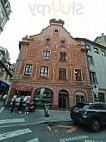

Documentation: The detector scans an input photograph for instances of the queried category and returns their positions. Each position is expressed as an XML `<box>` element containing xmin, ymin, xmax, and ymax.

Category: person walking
<box><xmin>18</xmin><ymin>96</ymin><xmax>24</xmax><ymax>113</ymax></box>
<box><xmin>25</xmin><ymin>94</ymin><xmax>31</xmax><ymax>114</ymax></box>
<box><xmin>11</xmin><ymin>95</ymin><xmax>17</xmax><ymax>113</ymax></box>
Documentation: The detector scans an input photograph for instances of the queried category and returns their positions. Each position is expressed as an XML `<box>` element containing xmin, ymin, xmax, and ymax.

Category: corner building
<box><xmin>10</xmin><ymin>19</ymin><xmax>93</xmax><ymax>110</ymax></box>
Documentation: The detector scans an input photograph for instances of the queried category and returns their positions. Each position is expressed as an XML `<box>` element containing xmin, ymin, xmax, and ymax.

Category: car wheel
<box><xmin>91</xmin><ymin>119</ymin><xmax>100</xmax><ymax>132</ymax></box>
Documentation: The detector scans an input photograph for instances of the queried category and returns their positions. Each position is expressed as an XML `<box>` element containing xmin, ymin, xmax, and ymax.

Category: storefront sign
<box><xmin>1</xmin><ymin>83</ymin><xmax>7</xmax><ymax>87</ymax></box>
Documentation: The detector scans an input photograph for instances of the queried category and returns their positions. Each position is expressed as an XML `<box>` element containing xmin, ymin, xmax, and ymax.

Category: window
<box><xmin>98</xmin><ymin>93</ymin><xmax>105</xmax><ymax>102</ymax></box>
<box><xmin>87</xmin><ymin>56</ymin><xmax>94</xmax><ymax>65</ymax></box>
<box><xmin>86</xmin><ymin>45</ymin><xmax>90</xmax><ymax>50</ymax></box>
<box><xmin>60</xmin><ymin>52</ymin><xmax>66</xmax><ymax>61</ymax></box>
<box><xmin>89</xmin><ymin>72</ymin><xmax>97</xmax><ymax>83</ymax></box>
<box><xmin>55</xmin><ymin>29</ymin><xmax>58</xmax><ymax>32</ymax></box>
<box><xmin>45</xmin><ymin>39</ymin><xmax>50</xmax><ymax>45</ymax></box>
<box><xmin>101</xmin><ymin>50</ymin><xmax>105</xmax><ymax>56</ymax></box>
<box><xmin>75</xmin><ymin>95</ymin><xmax>85</xmax><ymax>104</ymax></box>
<box><xmin>59</xmin><ymin>68</ymin><xmax>66</xmax><ymax>80</ymax></box>
<box><xmin>75</xmin><ymin>69</ymin><xmax>82</xmax><ymax>81</ymax></box>
<box><xmin>43</xmin><ymin>50</ymin><xmax>50</xmax><ymax>59</ymax></box>
<box><xmin>93</xmin><ymin>104</ymin><xmax>103</xmax><ymax>109</ymax></box>
<box><xmin>60</xmin><ymin>40</ymin><xmax>65</xmax><ymax>47</ymax></box>
<box><xmin>24</xmin><ymin>64</ymin><xmax>32</xmax><ymax>76</ymax></box>
<box><xmin>0</xmin><ymin>12</ymin><xmax>4</xmax><ymax>22</ymax></box>
<box><xmin>40</xmin><ymin>66</ymin><xmax>48</xmax><ymax>77</ymax></box>
<box><xmin>94</xmin><ymin>48</ymin><xmax>99</xmax><ymax>54</ymax></box>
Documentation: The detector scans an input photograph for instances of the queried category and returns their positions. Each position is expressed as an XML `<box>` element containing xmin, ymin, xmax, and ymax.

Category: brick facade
<box><xmin>9</xmin><ymin>19</ymin><xmax>93</xmax><ymax>110</ymax></box>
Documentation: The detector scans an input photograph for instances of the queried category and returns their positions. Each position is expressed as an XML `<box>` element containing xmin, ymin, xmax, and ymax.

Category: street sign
<box><xmin>93</xmin><ymin>83</ymin><xmax>98</xmax><ymax>97</ymax></box>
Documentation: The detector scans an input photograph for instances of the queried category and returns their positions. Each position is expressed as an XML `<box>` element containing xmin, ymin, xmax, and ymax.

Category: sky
<box><xmin>0</xmin><ymin>0</ymin><xmax>106</xmax><ymax>63</ymax></box>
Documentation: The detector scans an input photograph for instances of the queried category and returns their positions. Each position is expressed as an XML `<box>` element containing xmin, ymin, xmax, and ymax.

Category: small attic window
<box><xmin>55</xmin><ymin>29</ymin><xmax>58</xmax><ymax>32</ymax></box>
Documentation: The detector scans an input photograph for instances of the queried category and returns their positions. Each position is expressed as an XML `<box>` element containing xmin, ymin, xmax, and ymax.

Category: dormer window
<box><xmin>45</xmin><ymin>39</ymin><xmax>50</xmax><ymax>45</ymax></box>
<box><xmin>55</xmin><ymin>29</ymin><xmax>58</xmax><ymax>32</ymax></box>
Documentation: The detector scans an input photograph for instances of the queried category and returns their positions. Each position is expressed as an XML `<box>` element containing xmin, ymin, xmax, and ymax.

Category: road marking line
<box><xmin>47</xmin><ymin>126</ymin><xmax>52</xmax><ymax>131</ymax></box>
<box><xmin>56</xmin><ymin>125</ymin><xmax>78</xmax><ymax>133</ymax></box>
<box><xmin>26</xmin><ymin>138</ymin><xmax>39</xmax><ymax>142</ymax></box>
<box><xmin>0</xmin><ymin>118</ymin><xmax>25</xmax><ymax>124</ymax></box>
<box><xmin>0</xmin><ymin>128</ymin><xmax>32</xmax><ymax>141</ymax></box>
<box><xmin>0</xmin><ymin>107</ymin><xmax>4</xmax><ymax>113</ymax></box>
<box><xmin>59</xmin><ymin>135</ymin><xmax>89</xmax><ymax>142</ymax></box>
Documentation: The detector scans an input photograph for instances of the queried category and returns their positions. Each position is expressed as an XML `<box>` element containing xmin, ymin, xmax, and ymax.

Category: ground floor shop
<box><xmin>0</xmin><ymin>81</ymin><xmax>9</xmax><ymax>100</ymax></box>
<box><xmin>9</xmin><ymin>82</ymin><xmax>93</xmax><ymax>110</ymax></box>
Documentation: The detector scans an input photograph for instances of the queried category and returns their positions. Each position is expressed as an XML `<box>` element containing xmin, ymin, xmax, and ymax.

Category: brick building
<box><xmin>9</xmin><ymin>19</ymin><xmax>93</xmax><ymax>110</ymax></box>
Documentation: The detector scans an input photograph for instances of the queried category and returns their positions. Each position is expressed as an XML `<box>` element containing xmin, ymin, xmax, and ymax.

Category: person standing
<box><xmin>18</xmin><ymin>96</ymin><xmax>24</xmax><ymax>113</ymax></box>
<box><xmin>25</xmin><ymin>94</ymin><xmax>31</xmax><ymax>114</ymax></box>
<box><xmin>11</xmin><ymin>95</ymin><xmax>17</xmax><ymax>113</ymax></box>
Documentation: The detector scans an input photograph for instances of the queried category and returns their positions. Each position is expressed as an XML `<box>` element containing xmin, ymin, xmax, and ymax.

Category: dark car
<box><xmin>70</xmin><ymin>102</ymin><xmax>106</xmax><ymax>132</ymax></box>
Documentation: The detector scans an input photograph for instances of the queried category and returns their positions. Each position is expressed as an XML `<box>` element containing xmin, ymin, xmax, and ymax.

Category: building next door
<box><xmin>59</xmin><ymin>90</ymin><xmax>68</xmax><ymax>110</ymax></box>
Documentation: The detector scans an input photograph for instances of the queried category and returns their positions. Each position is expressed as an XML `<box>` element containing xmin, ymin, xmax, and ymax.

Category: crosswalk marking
<box><xmin>26</xmin><ymin>138</ymin><xmax>39</xmax><ymax>142</ymax></box>
<box><xmin>0</xmin><ymin>106</ymin><xmax>4</xmax><ymax>113</ymax></box>
<box><xmin>0</xmin><ymin>118</ymin><xmax>25</xmax><ymax>124</ymax></box>
<box><xmin>0</xmin><ymin>128</ymin><xmax>32</xmax><ymax>141</ymax></box>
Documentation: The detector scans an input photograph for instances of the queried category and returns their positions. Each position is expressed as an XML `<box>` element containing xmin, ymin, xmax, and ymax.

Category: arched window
<box><xmin>75</xmin><ymin>91</ymin><xmax>86</xmax><ymax>104</ymax></box>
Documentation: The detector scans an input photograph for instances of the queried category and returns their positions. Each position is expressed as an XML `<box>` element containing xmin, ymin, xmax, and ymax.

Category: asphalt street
<box><xmin>0</xmin><ymin>105</ymin><xmax>106</xmax><ymax>142</ymax></box>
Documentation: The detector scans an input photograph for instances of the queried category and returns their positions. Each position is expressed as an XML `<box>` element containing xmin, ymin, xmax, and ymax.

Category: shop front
<box><xmin>0</xmin><ymin>81</ymin><xmax>9</xmax><ymax>99</ymax></box>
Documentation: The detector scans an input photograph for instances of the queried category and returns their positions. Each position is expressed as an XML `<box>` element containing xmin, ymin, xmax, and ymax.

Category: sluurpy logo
<box><xmin>28</xmin><ymin>0</ymin><xmax>84</xmax><ymax>18</ymax></box>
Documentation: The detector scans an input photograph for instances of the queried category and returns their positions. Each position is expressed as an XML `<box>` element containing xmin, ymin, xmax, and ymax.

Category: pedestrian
<box><xmin>25</xmin><ymin>94</ymin><xmax>31</xmax><ymax>114</ymax></box>
<box><xmin>11</xmin><ymin>95</ymin><xmax>17</xmax><ymax>113</ymax></box>
<box><xmin>18</xmin><ymin>96</ymin><xmax>24</xmax><ymax>113</ymax></box>
<box><xmin>2</xmin><ymin>94</ymin><xmax>7</xmax><ymax>105</ymax></box>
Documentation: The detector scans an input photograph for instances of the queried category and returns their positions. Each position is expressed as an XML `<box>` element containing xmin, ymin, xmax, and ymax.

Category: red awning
<box><xmin>12</xmin><ymin>85</ymin><xmax>32</xmax><ymax>91</ymax></box>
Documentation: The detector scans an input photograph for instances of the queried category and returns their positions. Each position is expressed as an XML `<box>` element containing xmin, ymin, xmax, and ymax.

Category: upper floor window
<box><xmin>94</xmin><ymin>48</ymin><xmax>99</xmax><ymax>54</ymax></box>
<box><xmin>89</xmin><ymin>71</ymin><xmax>97</xmax><ymax>83</ymax></box>
<box><xmin>40</xmin><ymin>66</ymin><xmax>48</xmax><ymax>77</ymax></box>
<box><xmin>75</xmin><ymin>69</ymin><xmax>83</xmax><ymax>81</ymax></box>
<box><xmin>101</xmin><ymin>50</ymin><xmax>105</xmax><ymax>56</ymax></box>
<box><xmin>86</xmin><ymin>45</ymin><xmax>90</xmax><ymax>50</ymax></box>
<box><xmin>43</xmin><ymin>50</ymin><xmax>50</xmax><ymax>59</ymax></box>
<box><xmin>60</xmin><ymin>52</ymin><xmax>66</xmax><ymax>61</ymax></box>
<box><xmin>45</xmin><ymin>39</ymin><xmax>50</xmax><ymax>45</ymax></box>
<box><xmin>24</xmin><ymin>64</ymin><xmax>32</xmax><ymax>76</ymax></box>
<box><xmin>59</xmin><ymin>68</ymin><xmax>66</xmax><ymax>80</ymax></box>
<box><xmin>55</xmin><ymin>29</ymin><xmax>58</xmax><ymax>32</ymax></box>
<box><xmin>0</xmin><ymin>12</ymin><xmax>4</xmax><ymax>22</ymax></box>
<box><xmin>60</xmin><ymin>40</ymin><xmax>65</xmax><ymax>47</ymax></box>
<box><xmin>87</xmin><ymin>56</ymin><xmax>94</xmax><ymax>65</ymax></box>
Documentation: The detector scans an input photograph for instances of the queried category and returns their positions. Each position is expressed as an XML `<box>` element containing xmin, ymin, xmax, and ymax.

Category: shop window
<box><xmin>87</xmin><ymin>56</ymin><xmax>94</xmax><ymax>65</ymax></box>
<box><xmin>75</xmin><ymin>95</ymin><xmax>85</xmax><ymax>104</ymax></box>
<box><xmin>24</xmin><ymin>64</ymin><xmax>32</xmax><ymax>76</ymax></box>
<box><xmin>60</xmin><ymin>40</ymin><xmax>65</xmax><ymax>47</ymax></box>
<box><xmin>59</xmin><ymin>68</ymin><xmax>66</xmax><ymax>80</ymax></box>
<box><xmin>60</xmin><ymin>52</ymin><xmax>66</xmax><ymax>61</ymax></box>
<box><xmin>89</xmin><ymin>72</ymin><xmax>97</xmax><ymax>83</ymax></box>
<box><xmin>43</xmin><ymin>50</ymin><xmax>50</xmax><ymax>59</ymax></box>
<box><xmin>45</xmin><ymin>39</ymin><xmax>50</xmax><ymax>45</ymax></box>
<box><xmin>40</xmin><ymin>66</ymin><xmax>48</xmax><ymax>77</ymax></box>
<box><xmin>75</xmin><ymin>69</ymin><xmax>83</xmax><ymax>81</ymax></box>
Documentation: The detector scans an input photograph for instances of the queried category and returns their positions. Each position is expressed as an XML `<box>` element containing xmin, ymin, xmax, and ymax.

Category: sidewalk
<box><xmin>0</xmin><ymin>105</ymin><xmax>71</xmax><ymax>124</ymax></box>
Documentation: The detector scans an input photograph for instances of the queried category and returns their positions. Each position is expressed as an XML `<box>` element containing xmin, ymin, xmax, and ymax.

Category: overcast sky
<box><xmin>0</xmin><ymin>0</ymin><xmax>106</xmax><ymax>63</ymax></box>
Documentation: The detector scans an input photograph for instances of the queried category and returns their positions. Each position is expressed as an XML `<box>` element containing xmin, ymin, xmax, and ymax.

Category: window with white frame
<box><xmin>24</xmin><ymin>64</ymin><xmax>32</xmax><ymax>76</ymax></box>
<box><xmin>43</xmin><ymin>50</ymin><xmax>50</xmax><ymax>59</ymax></box>
<box><xmin>75</xmin><ymin>69</ymin><xmax>83</xmax><ymax>81</ymax></box>
<box><xmin>40</xmin><ymin>66</ymin><xmax>48</xmax><ymax>77</ymax></box>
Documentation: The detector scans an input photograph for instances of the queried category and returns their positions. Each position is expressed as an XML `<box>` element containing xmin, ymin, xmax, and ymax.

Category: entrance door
<box><xmin>59</xmin><ymin>90</ymin><xmax>68</xmax><ymax>110</ymax></box>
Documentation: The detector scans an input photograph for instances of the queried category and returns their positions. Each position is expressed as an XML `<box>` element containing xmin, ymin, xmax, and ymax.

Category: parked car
<box><xmin>70</xmin><ymin>102</ymin><xmax>106</xmax><ymax>132</ymax></box>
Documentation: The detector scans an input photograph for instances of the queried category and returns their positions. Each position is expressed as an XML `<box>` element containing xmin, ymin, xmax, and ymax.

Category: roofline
<box><xmin>76</xmin><ymin>38</ymin><xmax>106</xmax><ymax>49</ymax></box>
